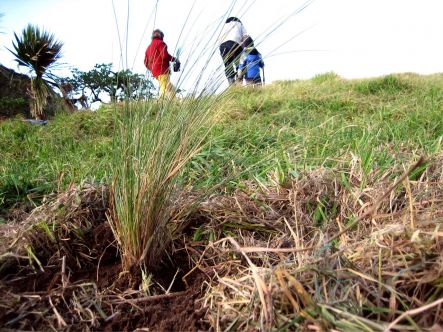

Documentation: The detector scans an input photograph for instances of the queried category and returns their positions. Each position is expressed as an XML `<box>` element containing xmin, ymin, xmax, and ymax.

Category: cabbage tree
<box><xmin>9</xmin><ymin>24</ymin><xmax>63</xmax><ymax>119</ymax></box>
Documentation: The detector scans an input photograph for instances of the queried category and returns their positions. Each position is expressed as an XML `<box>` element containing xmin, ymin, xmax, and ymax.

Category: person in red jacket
<box><xmin>144</xmin><ymin>29</ymin><xmax>179</xmax><ymax>98</ymax></box>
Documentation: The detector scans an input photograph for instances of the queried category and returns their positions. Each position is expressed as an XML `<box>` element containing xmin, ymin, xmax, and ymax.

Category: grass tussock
<box><xmin>108</xmin><ymin>96</ymin><xmax>225</xmax><ymax>271</ymax></box>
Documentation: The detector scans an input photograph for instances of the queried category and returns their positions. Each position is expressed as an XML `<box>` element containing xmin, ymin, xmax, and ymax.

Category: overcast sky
<box><xmin>1</xmin><ymin>0</ymin><xmax>443</xmax><ymax>90</ymax></box>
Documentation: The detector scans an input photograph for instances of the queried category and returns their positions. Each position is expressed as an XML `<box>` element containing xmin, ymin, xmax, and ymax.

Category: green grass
<box><xmin>0</xmin><ymin>109</ymin><xmax>113</xmax><ymax>210</ymax></box>
<box><xmin>185</xmin><ymin>73</ymin><xmax>443</xmax><ymax>185</ymax></box>
<box><xmin>1</xmin><ymin>73</ymin><xmax>442</xmax><ymax>213</ymax></box>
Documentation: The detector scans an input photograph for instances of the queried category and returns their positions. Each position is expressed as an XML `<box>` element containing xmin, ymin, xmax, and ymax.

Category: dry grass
<box><xmin>191</xmin><ymin>153</ymin><xmax>443</xmax><ymax>331</ymax></box>
<box><xmin>0</xmin><ymin>182</ymin><xmax>108</xmax><ymax>273</ymax></box>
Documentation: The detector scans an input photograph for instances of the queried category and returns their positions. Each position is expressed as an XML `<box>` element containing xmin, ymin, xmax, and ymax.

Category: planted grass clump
<box><xmin>108</xmin><ymin>96</ymin><xmax>223</xmax><ymax>271</ymax></box>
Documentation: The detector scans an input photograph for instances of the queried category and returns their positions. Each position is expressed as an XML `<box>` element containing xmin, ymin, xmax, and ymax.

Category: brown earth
<box><xmin>0</xmin><ymin>181</ymin><xmax>212</xmax><ymax>331</ymax></box>
<box><xmin>0</xmin><ymin>219</ymin><xmax>210</xmax><ymax>331</ymax></box>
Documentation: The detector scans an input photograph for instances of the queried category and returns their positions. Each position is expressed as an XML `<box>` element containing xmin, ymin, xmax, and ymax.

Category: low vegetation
<box><xmin>0</xmin><ymin>73</ymin><xmax>442</xmax><ymax>330</ymax></box>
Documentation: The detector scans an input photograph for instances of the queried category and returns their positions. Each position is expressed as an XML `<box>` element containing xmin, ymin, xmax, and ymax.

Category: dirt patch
<box><xmin>1</xmin><ymin>273</ymin><xmax>207</xmax><ymax>331</ymax></box>
<box><xmin>0</xmin><ymin>215</ymin><xmax>208</xmax><ymax>331</ymax></box>
<box><xmin>104</xmin><ymin>274</ymin><xmax>207</xmax><ymax>331</ymax></box>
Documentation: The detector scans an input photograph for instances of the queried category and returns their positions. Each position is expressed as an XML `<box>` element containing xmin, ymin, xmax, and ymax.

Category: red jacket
<box><xmin>144</xmin><ymin>37</ymin><xmax>175</xmax><ymax>78</ymax></box>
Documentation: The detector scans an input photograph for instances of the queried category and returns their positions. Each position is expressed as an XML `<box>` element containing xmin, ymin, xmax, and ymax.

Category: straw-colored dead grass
<box><xmin>0</xmin><ymin>182</ymin><xmax>108</xmax><ymax>273</ymax></box>
<box><xmin>192</xmin><ymin>154</ymin><xmax>443</xmax><ymax>331</ymax></box>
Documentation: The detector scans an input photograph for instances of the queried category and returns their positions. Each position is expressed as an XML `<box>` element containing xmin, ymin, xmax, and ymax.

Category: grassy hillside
<box><xmin>0</xmin><ymin>73</ymin><xmax>442</xmax><ymax>330</ymax></box>
<box><xmin>1</xmin><ymin>73</ymin><xmax>442</xmax><ymax>213</ymax></box>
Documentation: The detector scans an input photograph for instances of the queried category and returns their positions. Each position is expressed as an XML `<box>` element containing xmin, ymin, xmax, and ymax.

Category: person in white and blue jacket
<box><xmin>219</xmin><ymin>17</ymin><xmax>249</xmax><ymax>85</ymax></box>
<box><xmin>238</xmin><ymin>36</ymin><xmax>264</xmax><ymax>86</ymax></box>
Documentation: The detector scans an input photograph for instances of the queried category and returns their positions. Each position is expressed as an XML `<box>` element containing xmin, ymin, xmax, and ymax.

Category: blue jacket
<box><xmin>239</xmin><ymin>48</ymin><xmax>264</xmax><ymax>80</ymax></box>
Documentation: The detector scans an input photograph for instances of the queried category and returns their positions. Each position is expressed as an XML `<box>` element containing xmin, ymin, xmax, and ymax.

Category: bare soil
<box><xmin>0</xmin><ymin>220</ymin><xmax>209</xmax><ymax>331</ymax></box>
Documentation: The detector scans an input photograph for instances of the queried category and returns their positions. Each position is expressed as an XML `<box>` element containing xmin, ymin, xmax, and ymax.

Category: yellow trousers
<box><xmin>156</xmin><ymin>74</ymin><xmax>175</xmax><ymax>98</ymax></box>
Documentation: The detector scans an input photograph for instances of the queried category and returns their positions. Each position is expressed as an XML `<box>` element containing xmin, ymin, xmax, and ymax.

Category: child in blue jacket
<box><xmin>238</xmin><ymin>36</ymin><xmax>264</xmax><ymax>86</ymax></box>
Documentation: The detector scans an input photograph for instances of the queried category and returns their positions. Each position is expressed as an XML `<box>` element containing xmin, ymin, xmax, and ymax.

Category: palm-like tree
<box><xmin>9</xmin><ymin>24</ymin><xmax>63</xmax><ymax>119</ymax></box>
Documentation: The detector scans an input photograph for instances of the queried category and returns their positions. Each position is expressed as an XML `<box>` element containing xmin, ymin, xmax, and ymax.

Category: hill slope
<box><xmin>1</xmin><ymin>73</ymin><xmax>442</xmax><ymax>213</ymax></box>
<box><xmin>0</xmin><ymin>73</ymin><xmax>442</xmax><ymax>330</ymax></box>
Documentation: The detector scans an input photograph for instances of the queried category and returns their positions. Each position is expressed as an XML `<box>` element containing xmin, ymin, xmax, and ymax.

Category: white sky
<box><xmin>1</xmin><ymin>0</ymin><xmax>443</xmax><ymax>91</ymax></box>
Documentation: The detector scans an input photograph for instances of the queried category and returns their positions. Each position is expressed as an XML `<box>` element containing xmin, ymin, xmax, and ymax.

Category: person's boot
<box><xmin>228</xmin><ymin>77</ymin><xmax>235</xmax><ymax>85</ymax></box>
